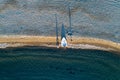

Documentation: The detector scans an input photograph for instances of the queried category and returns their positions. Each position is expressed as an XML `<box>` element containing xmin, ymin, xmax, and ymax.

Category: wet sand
<box><xmin>0</xmin><ymin>35</ymin><xmax>120</xmax><ymax>53</ymax></box>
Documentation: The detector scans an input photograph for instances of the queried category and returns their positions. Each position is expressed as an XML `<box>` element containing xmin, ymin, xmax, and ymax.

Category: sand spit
<box><xmin>0</xmin><ymin>35</ymin><xmax>120</xmax><ymax>53</ymax></box>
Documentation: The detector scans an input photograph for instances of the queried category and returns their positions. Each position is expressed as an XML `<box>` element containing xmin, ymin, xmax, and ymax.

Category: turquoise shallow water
<box><xmin>0</xmin><ymin>46</ymin><xmax>120</xmax><ymax>80</ymax></box>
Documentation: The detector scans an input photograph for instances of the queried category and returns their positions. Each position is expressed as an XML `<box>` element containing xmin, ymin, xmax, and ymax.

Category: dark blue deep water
<box><xmin>0</xmin><ymin>46</ymin><xmax>120</xmax><ymax>80</ymax></box>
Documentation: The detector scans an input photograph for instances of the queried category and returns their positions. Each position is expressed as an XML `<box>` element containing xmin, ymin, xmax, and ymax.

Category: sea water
<box><xmin>0</xmin><ymin>46</ymin><xmax>120</xmax><ymax>80</ymax></box>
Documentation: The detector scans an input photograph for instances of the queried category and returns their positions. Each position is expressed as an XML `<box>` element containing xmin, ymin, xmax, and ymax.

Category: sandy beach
<box><xmin>0</xmin><ymin>35</ymin><xmax>120</xmax><ymax>53</ymax></box>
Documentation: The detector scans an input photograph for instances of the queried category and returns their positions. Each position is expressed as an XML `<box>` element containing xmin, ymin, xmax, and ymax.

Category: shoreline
<box><xmin>0</xmin><ymin>35</ymin><xmax>120</xmax><ymax>53</ymax></box>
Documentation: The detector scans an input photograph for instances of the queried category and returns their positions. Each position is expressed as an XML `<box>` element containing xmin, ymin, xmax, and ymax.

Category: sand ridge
<box><xmin>0</xmin><ymin>35</ymin><xmax>120</xmax><ymax>53</ymax></box>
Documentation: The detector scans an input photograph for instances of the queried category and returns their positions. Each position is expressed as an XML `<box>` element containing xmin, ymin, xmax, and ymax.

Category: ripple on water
<box><xmin>0</xmin><ymin>47</ymin><xmax>120</xmax><ymax>80</ymax></box>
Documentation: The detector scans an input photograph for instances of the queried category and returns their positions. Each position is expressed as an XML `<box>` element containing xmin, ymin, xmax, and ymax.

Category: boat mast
<box><xmin>61</xmin><ymin>24</ymin><xmax>66</xmax><ymax>40</ymax></box>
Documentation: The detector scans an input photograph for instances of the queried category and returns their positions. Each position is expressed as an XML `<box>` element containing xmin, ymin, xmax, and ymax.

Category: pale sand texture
<box><xmin>0</xmin><ymin>35</ymin><xmax>120</xmax><ymax>53</ymax></box>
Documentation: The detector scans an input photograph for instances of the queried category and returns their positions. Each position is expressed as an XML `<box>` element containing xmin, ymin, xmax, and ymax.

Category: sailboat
<box><xmin>55</xmin><ymin>15</ymin><xmax>67</xmax><ymax>48</ymax></box>
<box><xmin>61</xmin><ymin>24</ymin><xmax>67</xmax><ymax>47</ymax></box>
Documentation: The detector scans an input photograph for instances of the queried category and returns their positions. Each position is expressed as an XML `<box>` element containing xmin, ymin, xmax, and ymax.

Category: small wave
<box><xmin>0</xmin><ymin>43</ymin><xmax>9</xmax><ymax>48</ymax></box>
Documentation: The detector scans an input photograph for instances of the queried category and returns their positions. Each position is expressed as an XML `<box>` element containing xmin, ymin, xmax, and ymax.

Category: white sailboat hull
<box><xmin>61</xmin><ymin>37</ymin><xmax>67</xmax><ymax>47</ymax></box>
